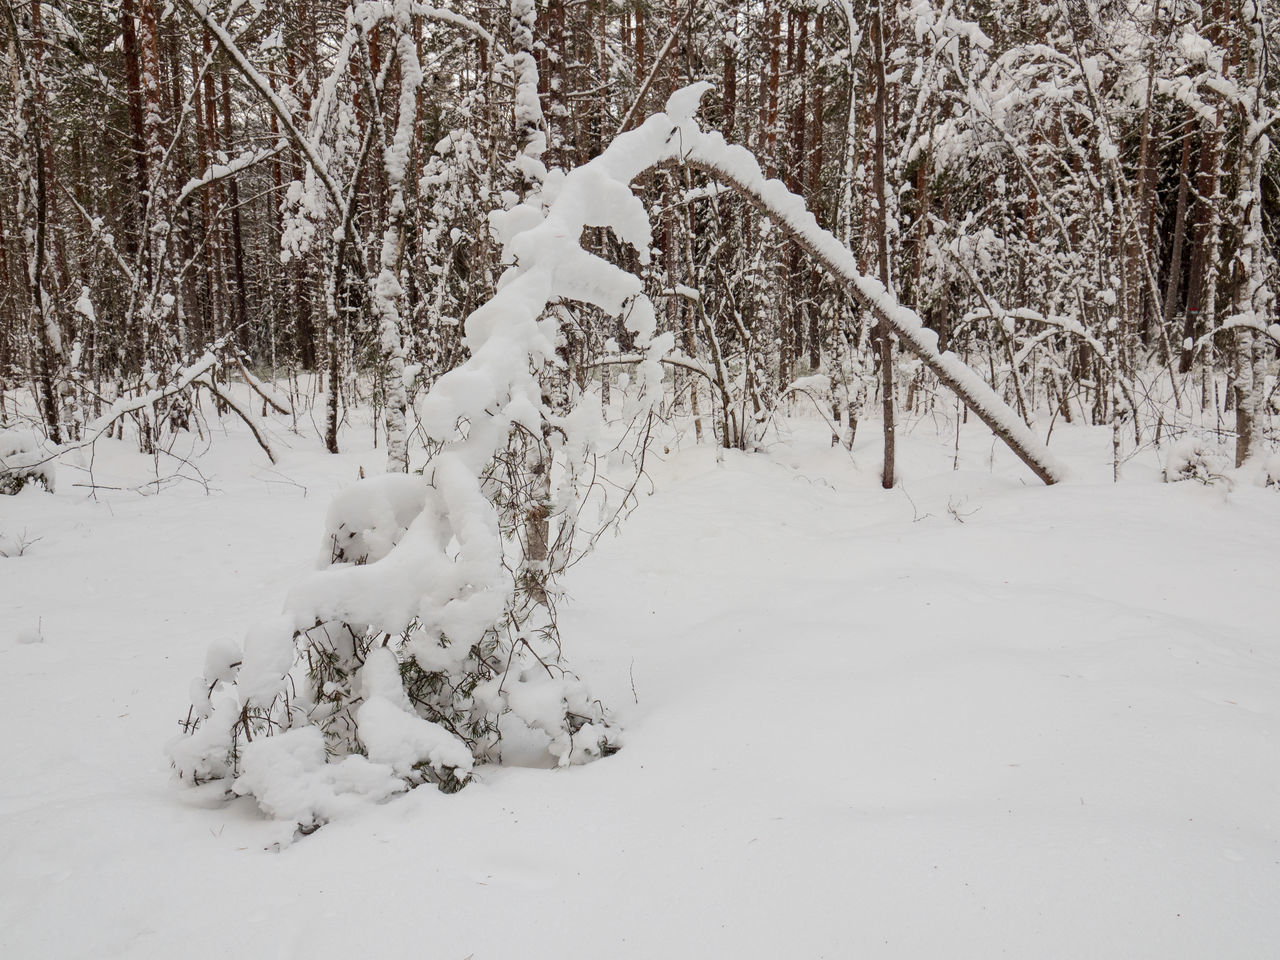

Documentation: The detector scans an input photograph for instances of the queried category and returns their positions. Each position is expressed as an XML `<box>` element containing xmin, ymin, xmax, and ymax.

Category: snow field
<box><xmin>1</xmin><ymin>409</ymin><xmax>1277</xmax><ymax>959</ymax></box>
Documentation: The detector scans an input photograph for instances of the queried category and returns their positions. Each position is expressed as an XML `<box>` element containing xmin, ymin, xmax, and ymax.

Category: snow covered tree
<box><xmin>167</xmin><ymin>81</ymin><xmax>1070</xmax><ymax>828</ymax></box>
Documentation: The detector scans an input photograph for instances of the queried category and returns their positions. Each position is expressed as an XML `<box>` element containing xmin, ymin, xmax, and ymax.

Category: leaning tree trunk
<box><xmin>679</xmin><ymin>116</ymin><xmax>1066</xmax><ymax>485</ymax></box>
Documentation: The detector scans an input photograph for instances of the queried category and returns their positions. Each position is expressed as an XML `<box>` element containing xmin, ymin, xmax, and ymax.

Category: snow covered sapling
<box><xmin>1164</xmin><ymin>437</ymin><xmax>1232</xmax><ymax>485</ymax></box>
<box><xmin>167</xmin><ymin>90</ymin><xmax>695</xmax><ymax>829</ymax></box>
<box><xmin>1266</xmin><ymin>455</ymin><xmax>1280</xmax><ymax>489</ymax></box>
<box><xmin>0</xmin><ymin>529</ymin><xmax>42</xmax><ymax>558</ymax></box>
<box><xmin>169</xmin><ymin>82</ymin><xmax>1065</xmax><ymax>830</ymax></box>
<box><xmin>0</xmin><ymin>429</ymin><xmax>55</xmax><ymax>495</ymax></box>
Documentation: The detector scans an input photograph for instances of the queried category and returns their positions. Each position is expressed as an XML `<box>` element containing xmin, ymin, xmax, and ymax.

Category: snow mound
<box><xmin>0</xmin><ymin>429</ymin><xmax>55</xmax><ymax>495</ymax></box>
<box><xmin>321</xmin><ymin>472</ymin><xmax>429</xmax><ymax>565</ymax></box>
<box><xmin>1265</xmin><ymin>454</ymin><xmax>1280</xmax><ymax>488</ymax></box>
<box><xmin>356</xmin><ymin>648</ymin><xmax>474</xmax><ymax>779</ymax></box>
<box><xmin>232</xmin><ymin>727</ymin><xmax>406</xmax><ymax>824</ymax></box>
<box><xmin>1164</xmin><ymin>438</ymin><xmax>1232</xmax><ymax>484</ymax></box>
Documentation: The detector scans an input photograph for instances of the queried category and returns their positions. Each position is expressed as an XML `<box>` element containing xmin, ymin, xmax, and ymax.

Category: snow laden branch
<box><xmin>178</xmin><ymin>0</ymin><xmax>349</xmax><ymax>219</ymax></box>
<box><xmin>662</xmin><ymin>89</ymin><xmax>1068</xmax><ymax>485</ymax></box>
<box><xmin>20</xmin><ymin>336</ymin><xmax>278</xmax><ymax>469</ymax></box>
<box><xmin>176</xmin><ymin>143</ymin><xmax>288</xmax><ymax>207</ymax></box>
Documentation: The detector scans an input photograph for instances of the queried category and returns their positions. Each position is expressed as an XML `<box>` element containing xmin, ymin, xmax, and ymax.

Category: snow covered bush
<box><xmin>1264</xmin><ymin>454</ymin><xmax>1280</xmax><ymax>490</ymax></box>
<box><xmin>1164</xmin><ymin>438</ymin><xmax>1232</xmax><ymax>485</ymax></box>
<box><xmin>0</xmin><ymin>429</ymin><xmax>55</xmax><ymax>496</ymax></box>
<box><xmin>166</xmin><ymin>89</ymin><xmax>709</xmax><ymax>829</ymax></box>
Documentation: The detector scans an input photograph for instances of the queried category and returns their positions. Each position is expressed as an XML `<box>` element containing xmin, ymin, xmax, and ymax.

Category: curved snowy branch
<box><xmin>667</xmin><ymin>96</ymin><xmax>1068</xmax><ymax>484</ymax></box>
<box><xmin>177</xmin><ymin>143</ymin><xmax>288</xmax><ymax>206</ymax></box>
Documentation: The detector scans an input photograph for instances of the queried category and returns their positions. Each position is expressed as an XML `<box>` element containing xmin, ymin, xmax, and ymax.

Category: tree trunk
<box><xmin>1165</xmin><ymin>109</ymin><xmax>1193</xmax><ymax>357</ymax></box>
<box><xmin>871</xmin><ymin>1</ymin><xmax>895</xmax><ymax>489</ymax></box>
<box><xmin>220</xmin><ymin>71</ymin><xmax>251</xmax><ymax>348</ymax></box>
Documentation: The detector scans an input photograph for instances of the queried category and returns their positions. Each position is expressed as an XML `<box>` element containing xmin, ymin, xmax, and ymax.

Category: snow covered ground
<box><xmin>2</xmin><ymin>406</ymin><xmax>1278</xmax><ymax>959</ymax></box>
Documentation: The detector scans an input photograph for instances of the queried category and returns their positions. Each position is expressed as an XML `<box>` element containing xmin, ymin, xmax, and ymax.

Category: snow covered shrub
<box><xmin>1164</xmin><ymin>438</ymin><xmax>1232</xmax><ymax>485</ymax></box>
<box><xmin>170</xmin><ymin>407</ymin><xmax>631</xmax><ymax>820</ymax></box>
<box><xmin>1265</xmin><ymin>454</ymin><xmax>1280</xmax><ymax>489</ymax></box>
<box><xmin>0</xmin><ymin>429</ymin><xmax>55</xmax><ymax>495</ymax></box>
<box><xmin>166</xmin><ymin>89</ymin><xmax>708</xmax><ymax>829</ymax></box>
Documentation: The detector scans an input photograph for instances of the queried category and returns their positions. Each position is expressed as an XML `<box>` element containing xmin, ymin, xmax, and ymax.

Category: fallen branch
<box><xmin>79</xmin><ymin>351</ymin><xmax>220</xmax><ymax>445</ymax></box>
<box><xmin>20</xmin><ymin>335</ymin><xmax>239</xmax><ymax>468</ymax></box>
<box><xmin>198</xmin><ymin>377</ymin><xmax>277</xmax><ymax>464</ymax></box>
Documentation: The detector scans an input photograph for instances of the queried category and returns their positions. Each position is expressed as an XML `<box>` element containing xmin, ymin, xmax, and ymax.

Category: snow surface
<box><xmin>2</xmin><ymin>406</ymin><xmax>1279</xmax><ymax>958</ymax></box>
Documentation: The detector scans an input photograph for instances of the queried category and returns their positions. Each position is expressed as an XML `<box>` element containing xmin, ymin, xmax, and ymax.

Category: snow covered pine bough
<box><xmin>167</xmin><ymin>85</ymin><xmax>1064</xmax><ymax>831</ymax></box>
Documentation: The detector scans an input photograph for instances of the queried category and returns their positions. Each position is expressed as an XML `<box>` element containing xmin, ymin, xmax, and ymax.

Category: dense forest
<box><xmin>4</xmin><ymin>0</ymin><xmax>1277</xmax><ymax>472</ymax></box>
